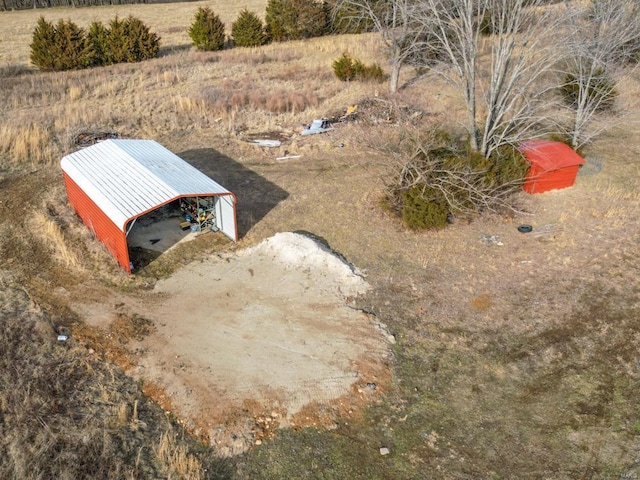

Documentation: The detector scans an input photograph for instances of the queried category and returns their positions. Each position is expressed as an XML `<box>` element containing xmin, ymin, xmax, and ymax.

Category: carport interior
<box><xmin>126</xmin><ymin>196</ymin><xmax>220</xmax><ymax>269</ymax></box>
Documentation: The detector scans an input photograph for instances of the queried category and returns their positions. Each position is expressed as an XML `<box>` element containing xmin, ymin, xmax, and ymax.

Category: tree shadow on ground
<box><xmin>180</xmin><ymin>148</ymin><xmax>289</xmax><ymax>238</ymax></box>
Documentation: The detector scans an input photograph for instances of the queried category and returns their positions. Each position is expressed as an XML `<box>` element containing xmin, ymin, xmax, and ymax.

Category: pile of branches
<box><xmin>73</xmin><ymin>130</ymin><xmax>119</xmax><ymax>148</ymax></box>
<box><xmin>329</xmin><ymin>97</ymin><xmax>426</xmax><ymax>126</ymax></box>
<box><xmin>385</xmin><ymin>134</ymin><xmax>529</xmax><ymax>229</ymax></box>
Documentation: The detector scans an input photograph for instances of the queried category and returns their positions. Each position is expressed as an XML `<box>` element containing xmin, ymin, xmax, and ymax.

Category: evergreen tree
<box><xmin>86</xmin><ymin>20</ymin><xmax>109</xmax><ymax>66</ymax></box>
<box><xmin>265</xmin><ymin>0</ymin><xmax>330</xmax><ymax>41</ymax></box>
<box><xmin>232</xmin><ymin>9</ymin><xmax>268</xmax><ymax>47</ymax></box>
<box><xmin>30</xmin><ymin>17</ymin><xmax>92</xmax><ymax>71</ymax></box>
<box><xmin>189</xmin><ymin>7</ymin><xmax>226</xmax><ymax>51</ymax></box>
<box><xmin>30</xmin><ymin>16</ymin><xmax>57</xmax><ymax>71</ymax></box>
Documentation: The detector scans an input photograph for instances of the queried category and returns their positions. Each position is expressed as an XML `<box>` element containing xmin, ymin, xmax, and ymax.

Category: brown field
<box><xmin>1</xmin><ymin>2</ymin><xmax>640</xmax><ymax>479</ymax></box>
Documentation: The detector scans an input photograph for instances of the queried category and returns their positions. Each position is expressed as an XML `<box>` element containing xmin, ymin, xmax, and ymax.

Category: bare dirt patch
<box><xmin>71</xmin><ymin>232</ymin><xmax>394</xmax><ymax>456</ymax></box>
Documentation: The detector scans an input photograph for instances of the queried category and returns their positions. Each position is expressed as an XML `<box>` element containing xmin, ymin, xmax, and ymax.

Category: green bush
<box><xmin>54</xmin><ymin>19</ymin><xmax>93</xmax><ymax>70</ymax></box>
<box><xmin>189</xmin><ymin>7</ymin><xmax>226</xmax><ymax>52</ymax></box>
<box><xmin>265</xmin><ymin>0</ymin><xmax>330</xmax><ymax>41</ymax></box>
<box><xmin>30</xmin><ymin>17</ymin><xmax>56</xmax><ymax>71</ymax></box>
<box><xmin>118</xmin><ymin>16</ymin><xmax>160</xmax><ymax>63</ymax></box>
<box><xmin>104</xmin><ymin>16</ymin><xmax>160</xmax><ymax>64</ymax></box>
<box><xmin>560</xmin><ymin>67</ymin><xmax>617</xmax><ymax>113</ymax></box>
<box><xmin>402</xmin><ymin>185</ymin><xmax>449</xmax><ymax>230</ymax></box>
<box><xmin>486</xmin><ymin>145</ymin><xmax>529</xmax><ymax>187</ymax></box>
<box><xmin>29</xmin><ymin>17</ymin><xmax>54</xmax><ymax>69</ymax></box>
<box><xmin>332</xmin><ymin>53</ymin><xmax>365</xmax><ymax>81</ymax></box>
<box><xmin>30</xmin><ymin>17</ymin><xmax>92</xmax><ymax>71</ymax></box>
<box><xmin>232</xmin><ymin>9</ymin><xmax>268</xmax><ymax>47</ymax></box>
<box><xmin>332</xmin><ymin>53</ymin><xmax>385</xmax><ymax>82</ymax></box>
<box><xmin>104</xmin><ymin>16</ymin><xmax>129</xmax><ymax>64</ymax></box>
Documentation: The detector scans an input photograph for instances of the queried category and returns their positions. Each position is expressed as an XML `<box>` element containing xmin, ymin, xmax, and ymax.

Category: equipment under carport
<box><xmin>180</xmin><ymin>196</ymin><xmax>218</xmax><ymax>231</ymax></box>
<box><xmin>61</xmin><ymin>139</ymin><xmax>237</xmax><ymax>273</ymax></box>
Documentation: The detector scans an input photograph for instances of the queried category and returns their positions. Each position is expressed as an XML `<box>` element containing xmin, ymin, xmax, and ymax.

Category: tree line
<box><xmin>2</xmin><ymin>0</ymin><xmax>149</xmax><ymax>11</ymax></box>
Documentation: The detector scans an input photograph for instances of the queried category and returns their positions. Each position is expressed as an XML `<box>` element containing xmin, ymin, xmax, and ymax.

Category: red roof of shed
<box><xmin>519</xmin><ymin>140</ymin><xmax>585</xmax><ymax>172</ymax></box>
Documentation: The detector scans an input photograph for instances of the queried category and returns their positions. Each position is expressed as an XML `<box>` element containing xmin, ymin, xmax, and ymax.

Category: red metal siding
<box><xmin>62</xmin><ymin>173</ymin><xmax>131</xmax><ymax>272</ymax></box>
<box><xmin>523</xmin><ymin>165</ymin><xmax>580</xmax><ymax>194</ymax></box>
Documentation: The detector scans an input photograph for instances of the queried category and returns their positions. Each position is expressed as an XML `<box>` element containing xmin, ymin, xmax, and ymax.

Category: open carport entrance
<box><xmin>126</xmin><ymin>195</ymin><xmax>230</xmax><ymax>270</ymax></box>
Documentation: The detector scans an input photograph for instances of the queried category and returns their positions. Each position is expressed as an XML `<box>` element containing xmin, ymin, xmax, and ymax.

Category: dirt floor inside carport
<box><xmin>72</xmin><ymin>231</ymin><xmax>394</xmax><ymax>456</ymax></box>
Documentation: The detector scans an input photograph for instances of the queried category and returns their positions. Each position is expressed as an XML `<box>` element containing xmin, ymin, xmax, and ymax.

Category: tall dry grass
<box><xmin>32</xmin><ymin>211</ymin><xmax>83</xmax><ymax>269</ymax></box>
<box><xmin>0</xmin><ymin>123</ymin><xmax>57</xmax><ymax>167</ymax></box>
<box><xmin>154</xmin><ymin>431</ymin><xmax>205</xmax><ymax>480</ymax></box>
<box><xmin>0</xmin><ymin>2</ymin><xmax>386</xmax><ymax>168</ymax></box>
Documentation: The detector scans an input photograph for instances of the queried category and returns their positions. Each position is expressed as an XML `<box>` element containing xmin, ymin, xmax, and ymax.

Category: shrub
<box><xmin>402</xmin><ymin>185</ymin><xmax>449</xmax><ymax>230</ymax></box>
<box><xmin>30</xmin><ymin>17</ymin><xmax>92</xmax><ymax>71</ymax></box>
<box><xmin>54</xmin><ymin>19</ymin><xmax>93</xmax><ymax>70</ymax></box>
<box><xmin>99</xmin><ymin>16</ymin><xmax>160</xmax><ymax>65</ymax></box>
<box><xmin>265</xmin><ymin>0</ymin><xmax>330</xmax><ymax>41</ymax></box>
<box><xmin>332</xmin><ymin>53</ymin><xmax>365</xmax><ymax>81</ymax></box>
<box><xmin>232</xmin><ymin>9</ymin><xmax>268</xmax><ymax>47</ymax></box>
<box><xmin>360</xmin><ymin>62</ymin><xmax>386</xmax><ymax>82</ymax></box>
<box><xmin>119</xmin><ymin>16</ymin><xmax>160</xmax><ymax>63</ymax></box>
<box><xmin>30</xmin><ymin>15</ymin><xmax>159</xmax><ymax>70</ymax></box>
<box><xmin>189</xmin><ymin>7</ymin><xmax>226</xmax><ymax>52</ymax></box>
<box><xmin>332</xmin><ymin>53</ymin><xmax>385</xmax><ymax>82</ymax></box>
<box><xmin>30</xmin><ymin>17</ymin><xmax>59</xmax><ymax>71</ymax></box>
<box><xmin>560</xmin><ymin>67</ymin><xmax>617</xmax><ymax>113</ymax></box>
<box><xmin>485</xmin><ymin>145</ymin><xmax>530</xmax><ymax>187</ymax></box>
<box><xmin>387</xmin><ymin>132</ymin><xmax>527</xmax><ymax>230</ymax></box>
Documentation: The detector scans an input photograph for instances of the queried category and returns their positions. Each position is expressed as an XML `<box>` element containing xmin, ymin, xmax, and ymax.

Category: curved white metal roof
<box><xmin>61</xmin><ymin>139</ymin><xmax>233</xmax><ymax>230</ymax></box>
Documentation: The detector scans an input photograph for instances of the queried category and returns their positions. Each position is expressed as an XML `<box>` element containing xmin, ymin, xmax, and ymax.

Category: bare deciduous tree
<box><xmin>331</xmin><ymin>0</ymin><xmax>428</xmax><ymax>93</ymax></box>
<box><xmin>416</xmin><ymin>0</ymin><xmax>563</xmax><ymax>158</ymax></box>
<box><xmin>559</xmin><ymin>0</ymin><xmax>640</xmax><ymax>149</ymax></box>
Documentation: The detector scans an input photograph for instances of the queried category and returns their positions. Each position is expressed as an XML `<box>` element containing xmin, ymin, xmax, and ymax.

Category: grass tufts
<box><xmin>0</xmin><ymin>123</ymin><xmax>58</xmax><ymax>166</ymax></box>
<box><xmin>154</xmin><ymin>431</ymin><xmax>204</xmax><ymax>480</ymax></box>
<box><xmin>32</xmin><ymin>211</ymin><xmax>82</xmax><ymax>270</ymax></box>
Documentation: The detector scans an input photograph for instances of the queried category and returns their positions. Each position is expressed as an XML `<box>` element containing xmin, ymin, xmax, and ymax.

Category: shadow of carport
<box><xmin>179</xmin><ymin>148</ymin><xmax>289</xmax><ymax>238</ymax></box>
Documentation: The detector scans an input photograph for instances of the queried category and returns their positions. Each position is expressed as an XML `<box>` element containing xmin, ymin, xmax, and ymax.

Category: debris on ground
<box><xmin>73</xmin><ymin>130</ymin><xmax>119</xmax><ymax>148</ymax></box>
<box><xmin>479</xmin><ymin>234</ymin><xmax>504</xmax><ymax>246</ymax></box>
<box><xmin>327</xmin><ymin>97</ymin><xmax>427</xmax><ymax>126</ymax></box>
<box><xmin>301</xmin><ymin>119</ymin><xmax>334</xmax><ymax>136</ymax></box>
<box><xmin>249</xmin><ymin>139</ymin><xmax>281</xmax><ymax>147</ymax></box>
<box><xmin>276</xmin><ymin>155</ymin><xmax>301</xmax><ymax>161</ymax></box>
<box><xmin>244</xmin><ymin>131</ymin><xmax>290</xmax><ymax>146</ymax></box>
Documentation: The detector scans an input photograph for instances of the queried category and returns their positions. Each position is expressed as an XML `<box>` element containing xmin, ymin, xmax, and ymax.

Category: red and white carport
<box><xmin>61</xmin><ymin>139</ymin><xmax>237</xmax><ymax>273</ymax></box>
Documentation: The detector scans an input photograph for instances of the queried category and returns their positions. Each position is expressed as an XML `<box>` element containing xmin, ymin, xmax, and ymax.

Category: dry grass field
<box><xmin>1</xmin><ymin>2</ymin><xmax>640</xmax><ymax>479</ymax></box>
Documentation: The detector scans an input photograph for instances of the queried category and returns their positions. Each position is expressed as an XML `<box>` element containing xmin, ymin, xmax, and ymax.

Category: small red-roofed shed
<box><xmin>519</xmin><ymin>140</ymin><xmax>585</xmax><ymax>194</ymax></box>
